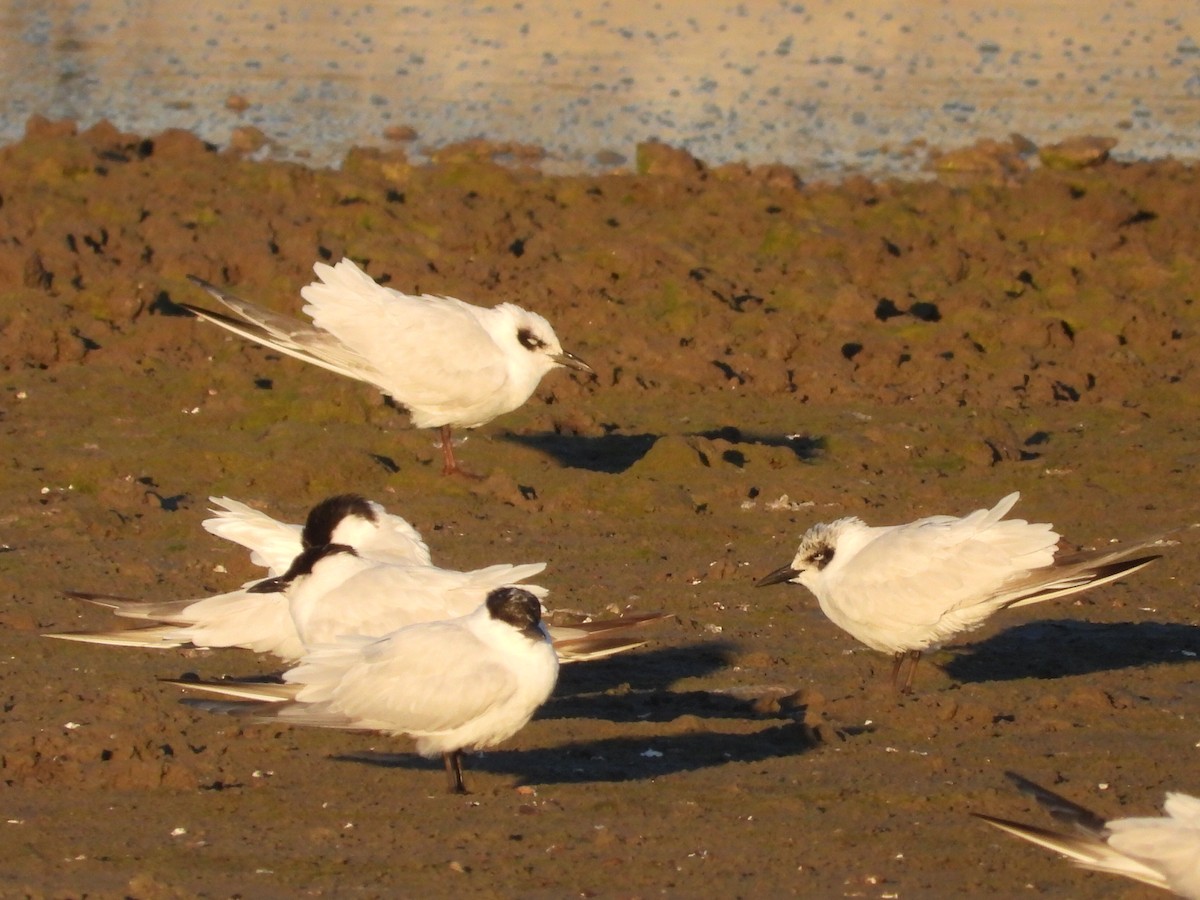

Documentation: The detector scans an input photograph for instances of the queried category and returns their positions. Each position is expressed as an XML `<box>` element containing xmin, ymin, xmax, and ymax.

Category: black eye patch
<box><xmin>809</xmin><ymin>546</ymin><xmax>835</xmax><ymax>569</ymax></box>
<box><xmin>517</xmin><ymin>327</ymin><xmax>547</xmax><ymax>351</ymax></box>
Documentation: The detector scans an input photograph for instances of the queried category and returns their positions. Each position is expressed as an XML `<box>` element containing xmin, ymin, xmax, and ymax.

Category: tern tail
<box><xmin>1000</xmin><ymin>540</ymin><xmax>1164</xmax><ymax>609</ymax></box>
<box><xmin>63</xmin><ymin>589</ymin><xmax>199</xmax><ymax>623</ymax></box>
<box><xmin>166</xmin><ymin>677</ymin><xmax>298</xmax><ymax>703</ymax></box>
<box><xmin>972</xmin><ymin>813</ymin><xmax>1171</xmax><ymax>886</ymax></box>
<box><xmin>546</xmin><ymin>611</ymin><xmax>673</xmax><ymax>662</ymax></box>
<box><xmin>44</xmin><ymin>624</ymin><xmax>190</xmax><ymax>649</ymax></box>
<box><xmin>184</xmin><ymin>276</ymin><xmax>380</xmax><ymax>385</ymax></box>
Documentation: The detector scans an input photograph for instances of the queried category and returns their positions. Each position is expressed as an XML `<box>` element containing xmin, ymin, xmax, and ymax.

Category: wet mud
<box><xmin>0</xmin><ymin>117</ymin><xmax>1197</xmax><ymax>897</ymax></box>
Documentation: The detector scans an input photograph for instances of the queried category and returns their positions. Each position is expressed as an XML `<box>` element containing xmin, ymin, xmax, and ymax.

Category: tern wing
<box><xmin>1162</xmin><ymin>792</ymin><xmax>1200</xmax><ymax>829</ymax></box>
<box><xmin>203</xmin><ymin>496</ymin><xmax>304</xmax><ymax>575</ymax></box>
<box><xmin>1106</xmin><ymin>793</ymin><xmax>1200</xmax><ymax>897</ymax></box>
<box><xmin>977</xmin><ymin>773</ymin><xmax>1196</xmax><ymax>895</ymax></box>
<box><xmin>46</xmin><ymin>623</ymin><xmax>193</xmax><ymax>649</ymax></box>
<box><xmin>169</xmin><ymin>678</ymin><xmax>299</xmax><ymax>703</ymax></box>
<box><xmin>282</xmin><ymin>624</ymin><xmax>521</xmax><ymax>736</ymax></box>
<box><xmin>547</xmin><ymin>611</ymin><xmax>673</xmax><ymax>662</ymax></box>
<box><xmin>299</xmin><ymin>259</ymin><xmax>511</xmax><ymax>420</ymax></box>
<box><xmin>973</xmin><ymin>813</ymin><xmax>1170</xmax><ymax>890</ymax></box>
<box><xmin>353</xmin><ymin>503</ymin><xmax>432</xmax><ymax>567</ymax></box>
<box><xmin>58</xmin><ymin>587</ymin><xmax>302</xmax><ymax>659</ymax></box>
<box><xmin>185</xmin><ymin>276</ymin><xmax>385</xmax><ymax>385</ymax></box>
<box><xmin>207</xmin><ymin>496</ymin><xmax>435</xmax><ymax>571</ymax></box>
<box><xmin>551</xmin><ymin>633</ymin><xmax>650</xmax><ymax>662</ymax></box>
<box><xmin>998</xmin><ymin>540</ymin><xmax>1163</xmax><ymax>609</ymax></box>
<box><xmin>829</xmin><ymin>493</ymin><xmax>1059</xmax><ymax>630</ymax></box>
<box><xmin>161</xmin><ymin>589</ymin><xmax>302</xmax><ymax>658</ymax></box>
<box><xmin>1004</xmin><ymin>771</ymin><xmax>1108</xmax><ymax>832</ymax></box>
<box><xmin>295</xmin><ymin>561</ymin><xmax>547</xmax><ymax>644</ymax></box>
<box><xmin>61</xmin><ymin>589</ymin><xmax>198</xmax><ymax>622</ymax></box>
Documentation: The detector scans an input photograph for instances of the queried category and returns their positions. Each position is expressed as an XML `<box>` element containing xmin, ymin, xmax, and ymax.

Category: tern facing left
<box><xmin>184</xmin><ymin>258</ymin><xmax>593</xmax><ymax>475</ymax></box>
<box><xmin>974</xmin><ymin>771</ymin><xmax>1200</xmax><ymax>898</ymax></box>
<box><xmin>176</xmin><ymin>586</ymin><xmax>559</xmax><ymax>795</ymax></box>
<box><xmin>756</xmin><ymin>492</ymin><xmax>1162</xmax><ymax>692</ymax></box>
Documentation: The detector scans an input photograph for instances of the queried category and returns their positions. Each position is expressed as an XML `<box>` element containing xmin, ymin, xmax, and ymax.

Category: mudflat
<box><xmin>1</xmin><ymin>119</ymin><xmax>1196</xmax><ymax>897</ymax></box>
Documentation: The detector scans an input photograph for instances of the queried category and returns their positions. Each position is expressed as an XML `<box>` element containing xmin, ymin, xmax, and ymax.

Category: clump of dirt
<box><xmin>0</xmin><ymin>116</ymin><xmax>1196</xmax><ymax>897</ymax></box>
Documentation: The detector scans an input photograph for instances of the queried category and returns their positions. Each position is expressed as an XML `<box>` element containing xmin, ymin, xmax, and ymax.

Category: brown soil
<box><xmin>1</xmin><ymin>116</ymin><xmax>1197</xmax><ymax>898</ymax></box>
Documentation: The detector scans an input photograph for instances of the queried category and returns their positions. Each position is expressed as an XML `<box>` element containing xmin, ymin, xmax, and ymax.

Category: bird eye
<box><xmin>517</xmin><ymin>328</ymin><xmax>547</xmax><ymax>351</ymax></box>
<box><xmin>809</xmin><ymin>546</ymin><xmax>835</xmax><ymax>569</ymax></box>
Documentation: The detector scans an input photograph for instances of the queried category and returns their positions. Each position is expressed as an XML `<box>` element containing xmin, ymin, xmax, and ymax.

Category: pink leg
<box><xmin>438</xmin><ymin>425</ymin><xmax>482</xmax><ymax>478</ymax></box>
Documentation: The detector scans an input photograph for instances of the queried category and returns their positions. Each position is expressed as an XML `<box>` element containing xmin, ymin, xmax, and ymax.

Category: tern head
<box><xmin>493</xmin><ymin>304</ymin><xmax>593</xmax><ymax>377</ymax></box>
<box><xmin>756</xmin><ymin>518</ymin><xmax>862</xmax><ymax>589</ymax></box>
<box><xmin>486</xmin><ymin>586</ymin><xmax>547</xmax><ymax>642</ymax></box>
<box><xmin>301</xmin><ymin>494</ymin><xmax>378</xmax><ymax>550</ymax></box>
<box><xmin>248</xmin><ymin>542</ymin><xmax>357</xmax><ymax>594</ymax></box>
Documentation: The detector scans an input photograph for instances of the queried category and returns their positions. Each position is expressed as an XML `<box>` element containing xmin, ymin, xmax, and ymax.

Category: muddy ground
<box><xmin>0</xmin><ymin>118</ymin><xmax>1197</xmax><ymax>898</ymax></box>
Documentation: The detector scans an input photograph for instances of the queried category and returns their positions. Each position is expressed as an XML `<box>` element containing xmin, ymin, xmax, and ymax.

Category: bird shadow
<box><xmin>169</xmin><ymin>642</ymin><xmax>733</xmax><ymax>714</ymax></box>
<box><xmin>541</xmin><ymin>682</ymin><xmax>765</xmax><ymax>725</ymax></box>
<box><xmin>502</xmin><ymin>431</ymin><xmax>656</xmax><ymax>473</ymax></box>
<box><xmin>331</xmin><ymin>717</ymin><xmax>821</xmax><ymax>786</ymax></box>
<box><xmin>504</xmin><ymin>426</ymin><xmax>823</xmax><ymax>473</ymax></box>
<box><xmin>942</xmin><ymin>619</ymin><xmax>1200</xmax><ymax>683</ymax></box>
<box><xmin>552</xmin><ymin>641</ymin><xmax>734</xmax><ymax>698</ymax></box>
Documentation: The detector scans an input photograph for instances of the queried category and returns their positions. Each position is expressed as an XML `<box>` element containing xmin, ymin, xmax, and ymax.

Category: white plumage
<box><xmin>184</xmin><ymin>258</ymin><xmax>592</xmax><ymax>474</ymax></box>
<box><xmin>50</xmin><ymin>494</ymin><xmax>664</xmax><ymax>663</ymax></box>
<box><xmin>204</xmin><ymin>493</ymin><xmax>432</xmax><ymax>570</ymax></box>
<box><xmin>976</xmin><ymin>772</ymin><xmax>1200</xmax><ymax>898</ymax></box>
<box><xmin>757</xmin><ymin>492</ymin><xmax>1162</xmax><ymax>691</ymax></box>
<box><xmin>178</xmin><ymin>586</ymin><xmax>560</xmax><ymax>794</ymax></box>
<box><xmin>272</xmin><ymin>532</ymin><xmax>548</xmax><ymax>650</ymax></box>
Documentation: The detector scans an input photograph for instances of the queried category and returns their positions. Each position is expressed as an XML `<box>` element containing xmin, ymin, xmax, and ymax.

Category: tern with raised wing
<box><xmin>183</xmin><ymin>258</ymin><xmax>592</xmax><ymax>475</ymax></box>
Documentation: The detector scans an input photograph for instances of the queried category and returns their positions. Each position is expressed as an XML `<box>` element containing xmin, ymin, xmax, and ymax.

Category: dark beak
<box><xmin>247</xmin><ymin>574</ymin><xmax>289</xmax><ymax>594</ymax></box>
<box><xmin>755</xmin><ymin>564</ymin><xmax>800</xmax><ymax>587</ymax></box>
<box><xmin>247</xmin><ymin>542</ymin><xmax>356</xmax><ymax>593</ymax></box>
<box><xmin>553</xmin><ymin>350</ymin><xmax>593</xmax><ymax>374</ymax></box>
<box><xmin>523</xmin><ymin>623</ymin><xmax>550</xmax><ymax>642</ymax></box>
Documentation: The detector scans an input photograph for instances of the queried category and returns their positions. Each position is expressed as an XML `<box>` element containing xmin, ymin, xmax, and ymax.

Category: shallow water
<box><xmin>4</xmin><ymin>0</ymin><xmax>1199</xmax><ymax>175</ymax></box>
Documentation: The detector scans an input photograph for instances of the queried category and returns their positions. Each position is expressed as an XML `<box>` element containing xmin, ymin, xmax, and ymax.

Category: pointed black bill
<box><xmin>247</xmin><ymin>542</ymin><xmax>357</xmax><ymax>593</ymax></box>
<box><xmin>553</xmin><ymin>350</ymin><xmax>593</xmax><ymax>374</ymax></box>
<box><xmin>755</xmin><ymin>564</ymin><xmax>799</xmax><ymax>587</ymax></box>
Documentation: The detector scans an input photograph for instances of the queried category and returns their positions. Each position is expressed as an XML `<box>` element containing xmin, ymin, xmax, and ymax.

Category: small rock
<box><xmin>24</xmin><ymin>114</ymin><xmax>77</xmax><ymax>140</ymax></box>
<box><xmin>635</xmin><ymin>140</ymin><xmax>706</xmax><ymax>178</ymax></box>
<box><xmin>751</xmin><ymin>162</ymin><xmax>803</xmax><ymax>190</ymax></box>
<box><xmin>751</xmin><ymin>694</ymin><xmax>782</xmax><ymax>715</ymax></box>
<box><xmin>736</xmin><ymin>651</ymin><xmax>774</xmax><ymax>670</ymax></box>
<box><xmin>594</xmin><ymin>148</ymin><xmax>627</xmax><ymax>167</ymax></box>
<box><xmin>1039</xmin><ymin>135</ymin><xmax>1117</xmax><ymax>169</ymax></box>
<box><xmin>383</xmin><ymin>124</ymin><xmax>419</xmax><ymax>142</ymax></box>
<box><xmin>931</xmin><ymin>138</ymin><xmax>1028</xmax><ymax>177</ymax></box>
<box><xmin>227</xmin><ymin>125</ymin><xmax>269</xmax><ymax>156</ymax></box>
<box><xmin>153</xmin><ymin>128</ymin><xmax>212</xmax><ymax>159</ymax></box>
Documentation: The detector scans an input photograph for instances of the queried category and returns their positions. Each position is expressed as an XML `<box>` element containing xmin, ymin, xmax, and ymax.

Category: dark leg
<box><xmin>890</xmin><ymin>651</ymin><xmax>905</xmax><ymax>689</ymax></box>
<box><xmin>443</xmin><ymin>750</ymin><xmax>469</xmax><ymax>794</ymax></box>
<box><xmin>900</xmin><ymin>649</ymin><xmax>922</xmax><ymax>695</ymax></box>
